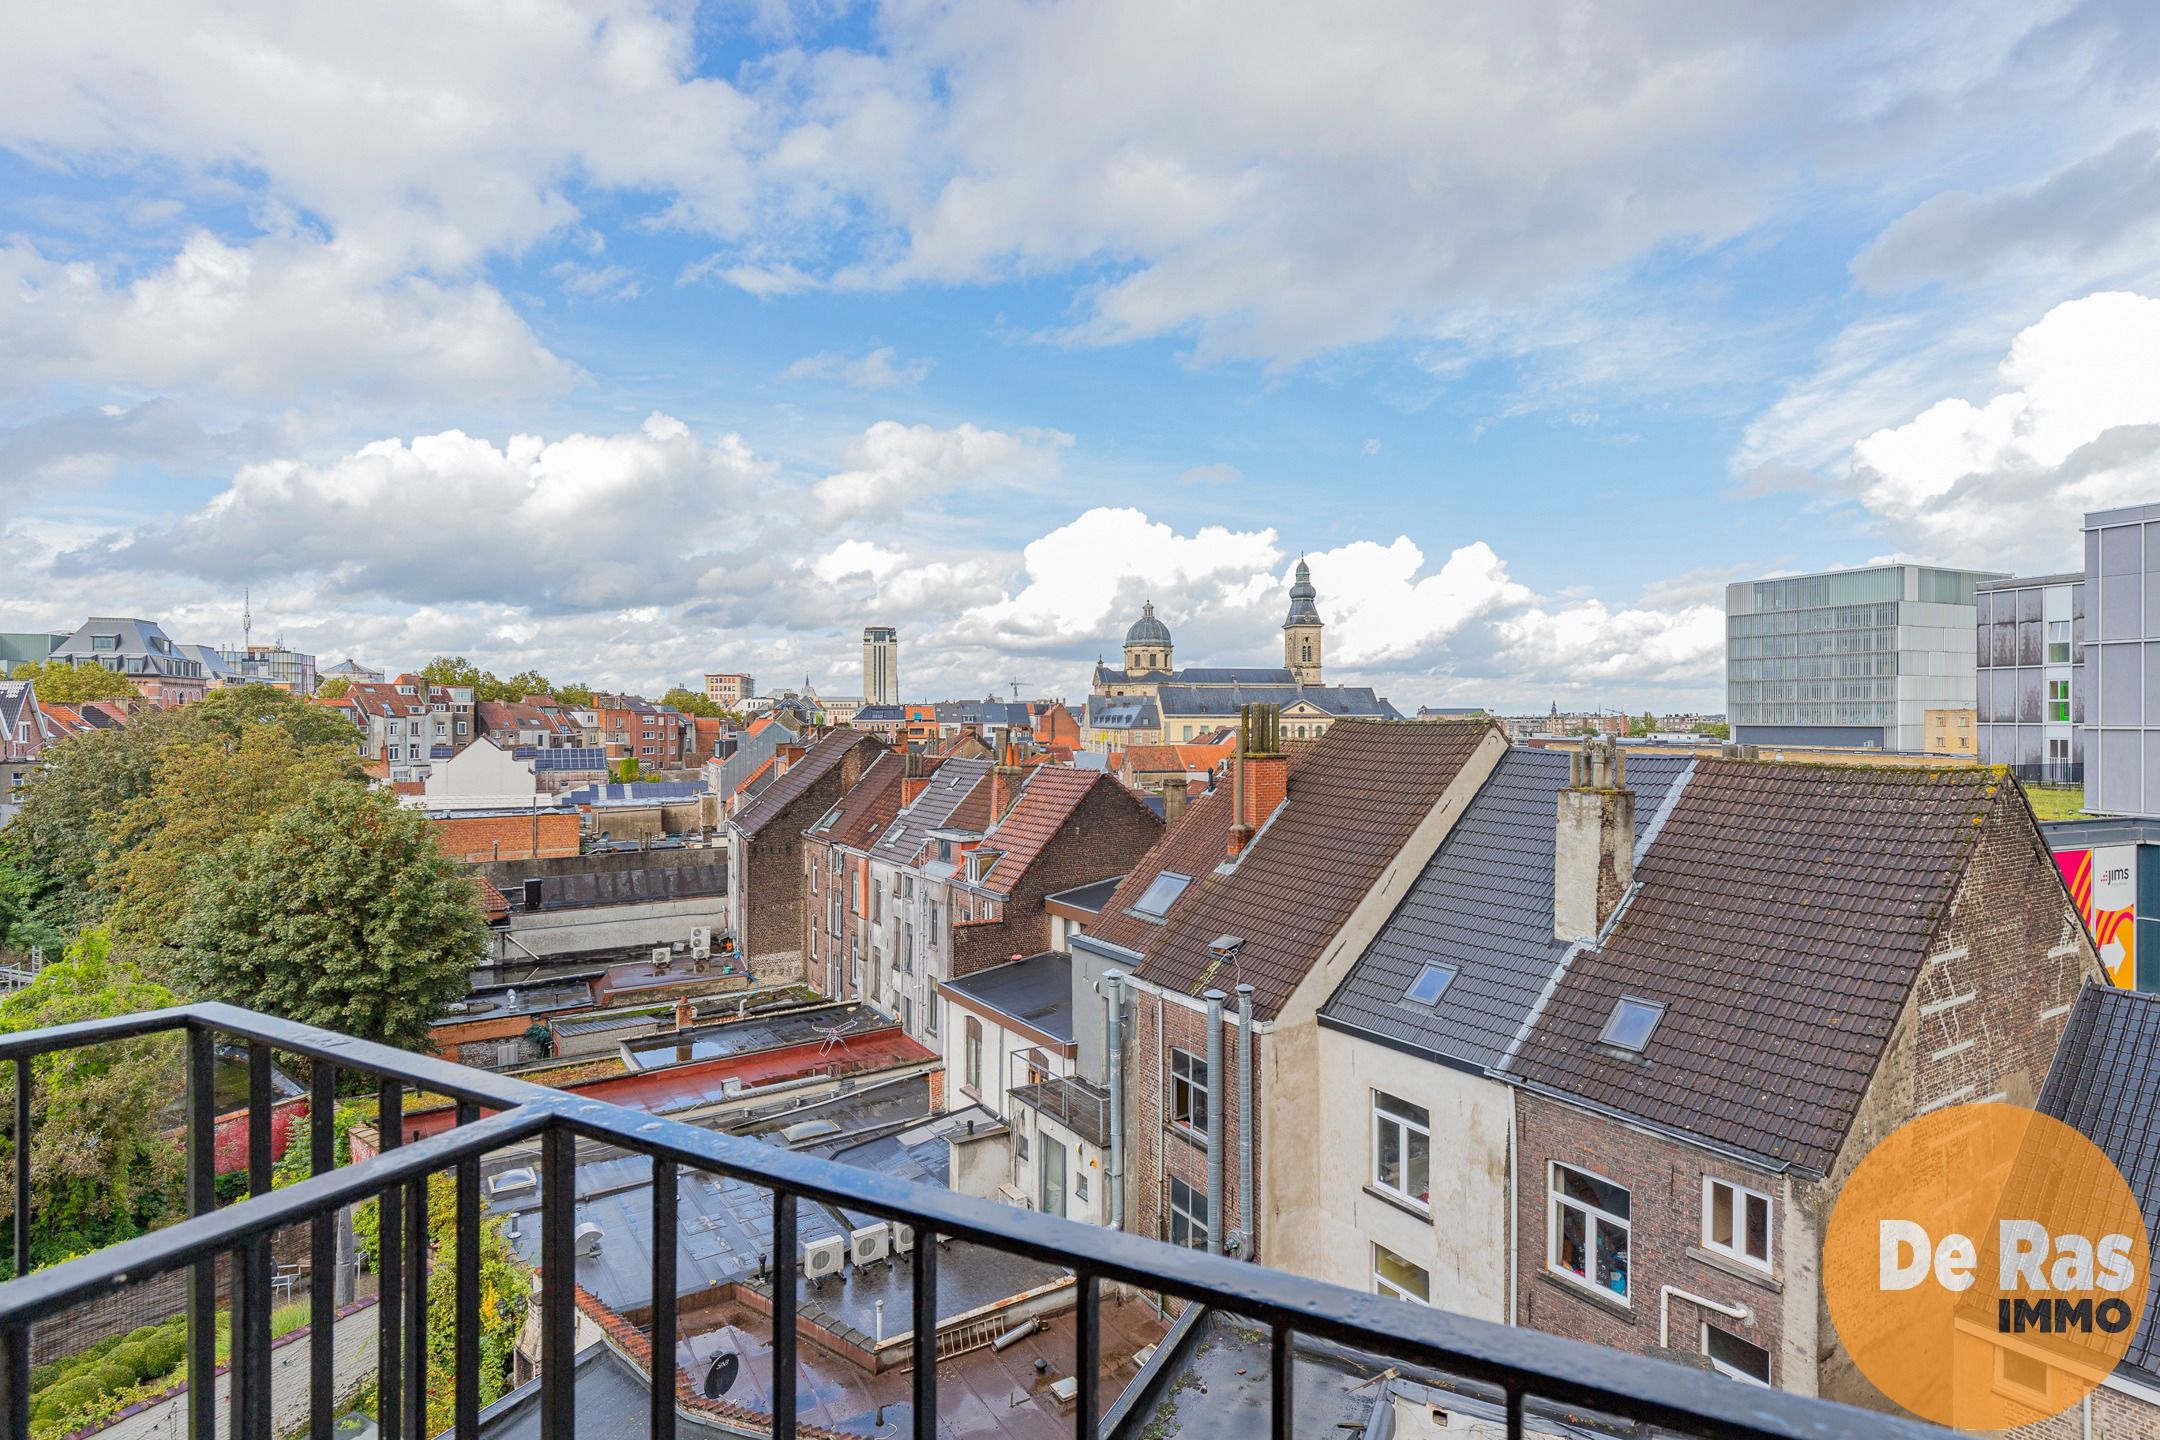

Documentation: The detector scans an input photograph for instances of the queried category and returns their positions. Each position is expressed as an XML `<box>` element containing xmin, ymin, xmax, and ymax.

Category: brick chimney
<box><xmin>1555</xmin><ymin>735</ymin><xmax>1634</xmax><ymax>941</ymax></box>
<box><xmin>1228</xmin><ymin>704</ymin><xmax>1289</xmax><ymax>859</ymax></box>
<box><xmin>1159</xmin><ymin>779</ymin><xmax>1189</xmax><ymax>827</ymax></box>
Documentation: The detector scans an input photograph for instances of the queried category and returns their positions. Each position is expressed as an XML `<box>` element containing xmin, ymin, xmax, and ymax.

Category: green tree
<box><xmin>418</xmin><ymin>656</ymin><xmax>487</xmax><ymax>690</ymax></box>
<box><xmin>102</xmin><ymin>728</ymin><xmax>362</xmax><ymax>954</ymax></box>
<box><xmin>7</xmin><ymin>659</ymin><xmax>138</xmax><ymax>705</ymax></box>
<box><xmin>1694</xmin><ymin>721</ymin><xmax>1731</xmax><ymax>740</ymax></box>
<box><xmin>0</xmin><ymin>929</ymin><xmax>185</xmax><ymax>1266</ymax></box>
<box><xmin>1626</xmin><ymin>710</ymin><xmax>1658</xmax><ymax>737</ymax></box>
<box><xmin>315</xmin><ymin>675</ymin><xmax>351</xmax><ymax>700</ymax></box>
<box><xmin>175</xmin><ymin>786</ymin><xmax>487</xmax><ymax>1050</ymax></box>
<box><xmin>659</xmin><ymin>686</ymin><xmax>722</xmax><ymax>718</ymax></box>
<box><xmin>0</xmin><ymin>849</ymin><xmax>64</xmax><ymax>957</ymax></box>
<box><xmin>495</xmin><ymin>669</ymin><xmax>553</xmax><ymax>701</ymax></box>
<box><xmin>553</xmin><ymin>684</ymin><xmax>594</xmax><ymax>707</ymax></box>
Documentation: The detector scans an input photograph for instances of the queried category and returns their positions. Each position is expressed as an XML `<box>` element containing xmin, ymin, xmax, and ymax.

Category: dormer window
<box><xmin>91</xmin><ymin>634</ymin><xmax>119</xmax><ymax>651</ymax></box>
<box><xmin>1599</xmin><ymin>998</ymin><xmax>1665</xmax><ymax>1053</ymax></box>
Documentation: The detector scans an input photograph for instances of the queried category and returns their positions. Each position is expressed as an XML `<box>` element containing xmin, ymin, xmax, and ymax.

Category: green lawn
<box><xmin>2026</xmin><ymin>786</ymin><xmax>2086</xmax><ymax>822</ymax></box>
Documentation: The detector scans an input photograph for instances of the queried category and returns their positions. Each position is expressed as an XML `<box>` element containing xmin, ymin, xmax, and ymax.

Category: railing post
<box><xmin>185</xmin><ymin>1026</ymin><xmax>217</xmax><ymax>1440</ymax></box>
<box><xmin>4</xmin><ymin>1322</ymin><xmax>29</xmax><ymax>1440</ymax></box>
<box><xmin>541</xmin><ymin>1123</ymin><xmax>577</xmax><ymax>1440</ymax></box>
<box><xmin>1074</xmin><ymin>1272</ymin><xmax>1100</xmax><ymax>1439</ymax></box>
<box><xmin>247</xmin><ymin>1040</ymin><xmax>273</xmax><ymax>1197</ymax></box>
<box><xmin>310</xmin><ymin>1062</ymin><xmax>338</xmax><ymax>1440</ymax></box>
<box><xmin>456</xmin><ymin>1101</ymin><xmax>482</xmax><ymax>1440</ymax></box>
<box><xmin>772</xmin><ymin>1191</ymin><xmax>797</xmax><ymax>1439</ymax></box>
<box><xmin>402</xmin><ymin>1173</ymin><xmax>426</xmax><ymax>1440</ymax></box>
<box><xmin>1270</xmin><ymin>1322</ymin><xmax>1294</xmax><ymax>1440</ymax></box>
<box><xmin>650</xmin><ymin>1160</ymin><xmax>677</xmax><ymax>1440</ymax></box>
<box><xmin>232</xmin><ymin>1234</ymin><xmax>273</xmax><ymax>1439</ymax></box>
<box><xmin>911</xmin><ymin>1226</ymin><xmax>937</xmax><ymax>1439</ymax></box>
<box><xmin>377</xmin><ymin>1078</ymin><xmax>404</xmax><ymax>1440</ymax></box>
<box><xmin>11</xmin><ymin>1057</ymin><xmax>28</xmax><ymax>1279</ymax></box>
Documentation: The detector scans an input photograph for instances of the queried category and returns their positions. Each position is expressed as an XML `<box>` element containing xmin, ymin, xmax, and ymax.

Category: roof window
<box><xmin>1598</xmin><ymin>997</ymin><xmax>1665</xmax><ymax>1054</ymax></box>
<box><xmin>1403</xmin><ymin>962</ymin><xmax>1457</xmax><ymax>1006</ymax></box>
<box><xmin>1132</xmin><ymin>871</ymin><xmax>1192</xmax><ymax>919</ymax></box>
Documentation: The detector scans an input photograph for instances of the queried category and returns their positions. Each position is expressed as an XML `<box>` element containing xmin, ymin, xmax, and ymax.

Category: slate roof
<box><xmin>970</xmin><ymin>766</ymin><xmax>1157</xmax><ymax>895</ymax></box>
<box><xmin>729</xmin><ymin>730</ymin><xmax>880</xmax><ymax>839</ymax></box>
<box><xmin>1008</xmin><ymin>1076</ymin><xmax>1110</xmax><ymax>1148</ymax></box>
<box><xmin>1084</xmin><ymin>786</ymin><xmax>1238</xmax><ymax>958</ymax></box>
<box><xmin>934</xmin><ymin>700</ymin><xmax>1033</xmax><ymax>728</ymax></box>
<box><xmin>1504</xmin><ymin>760</ymin><xmax>2004</xmax><ymax>1175</ymax></box>
<box><xmin>1155</xmin><ymin>683</ymin><xmax>1401</xmax><ymax>719</ymax></box>
<box><xmin>1135</xmin><ymin>719</ymin><xmax>1498</xmax><ymax>1019</ymax></box>
<box><xmin>1084</xmin><ymin>694</ymin><xmax>1160</xmax><ymax>731</ymax></box>
<box><xmin>940</xmin><ymin>951</ymin><xmax>1074</xmax><ymax>1043</ymax></box>
<box><xmin>1045</xmin><ymin>875</ymin><xmax>1122</xmax><ymax>916</ymax></box>
<box><xmin>809</xmin><ymin>749</ymin><xmax>907</xmax><ymax>850</ymax></box>
<box><xmin>2035</xmin><ymin>982</ymin><xmax>2160</xmax><ymax>1384</ymax></box>
<box><xmin>865</xmin><ymin>759</ymin><xmax>992</xmax><ymax>864</ymax></box>
<box><xmin>1322</xmin><ymin>749</ymin><xmax>1693</xmax><ymax>1071</ymax></box>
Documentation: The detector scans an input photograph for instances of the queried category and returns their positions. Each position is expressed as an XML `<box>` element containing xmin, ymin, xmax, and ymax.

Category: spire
<box><xmin>1283</xmin><ymin>557</ymin><xmax>1321</xmax><ymax>627</ymax></box>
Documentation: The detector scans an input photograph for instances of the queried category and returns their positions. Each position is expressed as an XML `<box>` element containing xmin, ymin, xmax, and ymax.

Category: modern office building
<box><xmin>2079</xmin><ymin>503</ymin><xmax>2160</xmax><ymax>816</ymax></box>
<box><xmin>1725</xmin><ymin>563</ymin><xmax>2004</xmax><ymax>751</ymax></box>
<box><xmin>702</xmin><ymin>671</ymin><xmax>753</xmax><ymax>708</ymax></box>
<box><xmin>862</xmin><ymin>625</ymin><xmax>899</xmax><ymax>706</ymax></box>
<box><xmin>1974</xmin><ymin>571</ymin><xmax>2083</xmax><ymax>786</ymax></box>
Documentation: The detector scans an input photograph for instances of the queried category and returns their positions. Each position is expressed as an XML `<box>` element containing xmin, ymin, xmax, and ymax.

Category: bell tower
<box><xmin>1123</xmin><ymin>600</ymin><xmax>1175</xmax><ymax>676</ymax></box>
<box><xmin>1283</xmin><ymin>559</ymin><xmax>1323</xmax><ymax>685</ymax></box>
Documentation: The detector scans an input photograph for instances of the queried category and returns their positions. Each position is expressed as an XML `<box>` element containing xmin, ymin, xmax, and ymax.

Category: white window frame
<box><xmin>1702</xmin><ymin>1322</ymin><xmax>1771</xmax><ymax>1386</ymax></box>
<box><xmin>1701</xmin><ymin>1176</ymin><xmax>1773</xmax><ymax>1272</ymax></box>
<box><xmin>1548</xmin><ymin>1162</ymin><xmax>1632</xmax><ymax>1304</ymax></box>
<box><xmin>1372</xmin><ymin>1243</ymin><xmax>1431</xmax><ymax>1305</ymax></box>
<box><xmin>1370</xmin><ymin>1091</ymin><xmax>1430</xmax><ymax>1210</ymax></box>
<box><xmin>1170</xmin><ymin>1048</ymin><xmax>1208</xmax><ymax>1136</ymax></box>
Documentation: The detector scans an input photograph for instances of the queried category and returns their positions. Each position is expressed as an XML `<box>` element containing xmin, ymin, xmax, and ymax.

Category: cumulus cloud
<box><xmin>781</xmin><ymin>346</ymin><xmax>935</xmax><ymax>391</ymax></box>
<box><xmin>1840</xmin><ymin>291</ymin><xmax>2160</xmax><ymax>568</ymax></box>
<box><xmin>811</xmin><ymin>420</ymin><xmax>1072</xmax><ymax>523</ymax></box>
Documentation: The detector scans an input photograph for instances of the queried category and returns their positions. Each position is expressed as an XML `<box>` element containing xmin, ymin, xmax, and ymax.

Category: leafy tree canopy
<box><xmin>7</xmin><ymin>659</ymin><xmax>138</xmax><ymax>705</ymax></box>
<box><xmin>315</xmin><ymin>675</ymin><xmax>351</xmax><ymax>700</ymax></box>
<box><xmin>659</xmin><ymin>686</ymin><xmax>723</xmax><ymax>718</ymax></box>
<box><xmin>175</xmin><ymin>785</ymin><xmax>487</xmax><ymax>1050</ymax></box>
<box><xmin>420</xmin><ymin>655</ymin><xmax>576</xmax><ymax>704</ymax></box>
<box><xmin>0</xmin><ymin>928</ymin><xmax>185</xmax><ymax>1266</ymax></box>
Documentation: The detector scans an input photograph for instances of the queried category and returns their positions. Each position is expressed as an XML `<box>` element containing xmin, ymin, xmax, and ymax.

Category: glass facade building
<box><xmin>1975</xmin><ymin>572</ymin><xmax>2083</xmax><ymax>786</ymax></box>
<box><xmin>1725</xmin><ymin>563</ymin><xmax>2003</xmax><ymax>751</ymax></box>
<box><xmin>2080</xmin><ymin>503</ymin><xmax>2160</xmax><ymax>816</ymax></box>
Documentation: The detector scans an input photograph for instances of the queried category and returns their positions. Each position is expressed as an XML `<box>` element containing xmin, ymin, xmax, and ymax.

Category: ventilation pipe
<box><xmin>1104</xmin><ymin>969</ymin><xmax>1127</xmax><ymax>1231</ymax></box>
<box><xmin>1235</xmin><ymin>982</ymin><xmax>1255</xmax><ymax>1261</ymax></box>
<box><xmin>1204</xmin><ymin>988</ymin><xmax>1228</xmax><ymax>1254</ymax></box>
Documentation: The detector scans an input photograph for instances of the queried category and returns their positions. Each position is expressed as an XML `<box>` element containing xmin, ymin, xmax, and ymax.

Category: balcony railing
<box><xmin>0</xmin><ymin>1002</ymin><xmax>1952</xmax><ymax>1440</ymax></box>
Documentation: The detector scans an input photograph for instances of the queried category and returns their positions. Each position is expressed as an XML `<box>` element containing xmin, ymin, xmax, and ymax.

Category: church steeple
<box><xmin>1283</xmin><ymin>558</ymin><xmax>1323</xmax><ymax>685</ymax></box>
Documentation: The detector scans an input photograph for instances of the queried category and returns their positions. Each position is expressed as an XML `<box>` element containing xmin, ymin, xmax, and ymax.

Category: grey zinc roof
<box><xmin>1083</xmin><ymin>694</ymin><xmax>1159</xmax><ymax>730</ymax></box>
<box><xmin>865</xmin><ymin>758</ymin><xmax>991</xmax><ymax>864</ymax></box>
<box><xmin>1321</xmin><ymin>748</ymin><xmax>1692</xmax><ymax>1071</ymax></box>
<box><xmin>1154</xmin><ymin>683</ymin><xmax>1400</xmax><ymax>719</ymax></box>
<box><xmin>941</xmin><ymin>951</ymin><xmax>1073</xmax><ymax>1043</ymax></box>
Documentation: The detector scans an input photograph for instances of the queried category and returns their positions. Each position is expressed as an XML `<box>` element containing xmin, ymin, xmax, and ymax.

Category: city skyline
<box><xmin>6</xmin><ymin>6</ymin><xmax>2160</xmax><ymax>709</ymax></box>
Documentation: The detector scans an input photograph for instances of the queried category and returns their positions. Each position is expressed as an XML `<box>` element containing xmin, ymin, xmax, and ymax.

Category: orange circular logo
<box><xmin>1823</xmin><ymin>1103</ymin><xmax>2149</xmax><ymax>1429</ymax></box>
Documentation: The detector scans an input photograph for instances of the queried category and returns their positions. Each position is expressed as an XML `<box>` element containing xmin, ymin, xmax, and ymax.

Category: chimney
<box><xmin>1555</xmin><ymin>735</ymin><xmax>1634</xmax><ymax>941</ymax></box>
<box><xmin>1227</xmin><ymin>704</ymin><xmax>1289</xmax><ymax>859</ymax></box>
<box><xmin>1159</xmin><ymin>779</ymin><xmax>1189</xmax><ymax>827</ymax></box>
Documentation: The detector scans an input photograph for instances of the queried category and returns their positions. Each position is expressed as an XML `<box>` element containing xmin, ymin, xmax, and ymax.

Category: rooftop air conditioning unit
<box><xmin>996</xmin><ymin>1184</ymin><xmax>1032</xmax><ymax>1210</ymax></box>
<box><xmin>690</xmin><ymin>927</ymin><xmax>712</xmax><ymax>959</ymax></box>
<box><xmin>573</xmin><ymin>1222</ymin><xmax>604</xmax><ymax>1258</ymax></box>
<box><xmin>891</xmin><ymin>1222</ymin><xmax>916</xmax><ymax>1255</ymax></box>
<box><xmin>486</xmin><ymin>1167</ymin><xmax>537</xmax><ymax>1198</ymax></box>
<box><xmin>650</xmin><ymin>947</ymin><xmax>673</xmax><ymax>972</ymax></box>
<box><xmin>850</xmin><ymin>1224</ymin><xmax>891</xmax><ymax>1269</ymax></box>
<box><xmin>802</xmin><ymin>1235</ymin><xmax>847</xmax><ymax>1286</ymax></box>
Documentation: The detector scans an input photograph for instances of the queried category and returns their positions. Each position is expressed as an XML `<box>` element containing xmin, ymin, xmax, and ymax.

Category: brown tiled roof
<box><xmin>1135</xmin><ymin>719</ymin><xmax>1495</xmax><ymax>1018</ymax></box>
<box><xmin>1123</xmin><ymin>744</ymin><xmax>1184</xmax><ymax>774</ymax></box>
<box><xmin>1504</xmin><ymin>760</ymin><xmax>2003</xmax><ymax>1175</ymax></box>
<box><xmin>816</xmin><ymin>750</ymin><xmax>906</xmax><ymax>849</ymax></box>
<box><xmin>730</xmin><ymin>730</ymin><xmax>880</xmax><ymax>839</ymax></box>
<box><xmin>1087</xmin><ymin>786</ymin><xmax>1237</xmax><ymax>957</ymax></box>
<box><xmin>974</xmin><ymin>767</ymin><xmax>1158</xmax><ymax>895</ymax></box>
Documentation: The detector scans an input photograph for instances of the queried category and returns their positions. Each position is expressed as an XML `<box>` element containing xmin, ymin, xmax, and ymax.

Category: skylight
<box><xmin>1599</xmin><ymin>997</ymin><xmax>1665</xmax><ymax>1053</ymax></box>
<box><xmin>1403</xmin><ymin>963</ymin><xmax>1456</xmax><ymax>1006</ymax></box>
<box><xmin>1131</xmin><ymin>871</ymin><xmax>1193</xmax><ymax>918</ymax></box>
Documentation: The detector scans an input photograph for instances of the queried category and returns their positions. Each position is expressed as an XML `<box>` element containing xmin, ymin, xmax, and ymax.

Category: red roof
<box><xmin>973</xmin><ymin>766</ymin><xmax>1158</xmax><ymax>894</ymax></box>
<box><xmin>816</xmin><ymin>750</ymin><xmax>907</xmax><ymax>849</ymax></box>
<box><xmin>1088</xmin><ymin>787</ymin><xmax>1237</xmax><ymax>957</ymax></box>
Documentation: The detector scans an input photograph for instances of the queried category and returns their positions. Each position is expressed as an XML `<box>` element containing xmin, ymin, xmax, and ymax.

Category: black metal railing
<box><xmin>0</xmin><ymin>1002</ymin><xmax>1951</xmax><ymax>1440</ymax></box>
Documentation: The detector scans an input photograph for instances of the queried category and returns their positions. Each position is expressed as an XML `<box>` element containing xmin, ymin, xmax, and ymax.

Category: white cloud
<box><xmin>781</xmin><ymin>346</ymin><xmax>935</xmax><ymax>391</ymax></box>
<box><xmin>1839</xmin><ymin>291</ymin><xmax>2160</xmax><ymax>568</ymax></box>
<box><xmin>0</xmin><ymin>232</ymin><xmax>573</xmax><ymax>404</ymax></box>
<box><xmin>1361</xmin><ymin>438</ymin><xmax>1382</xmax><ymax>457</ymax></box>
<box><xmin>1177</xmin><ymin>463</ymin><xmax>1243</xmax><ymax>486</ymax></box>
<box><xmin>810</xmin><ymin>420</ymin><xmax>1071</xmax><ymax>523</ymax></box>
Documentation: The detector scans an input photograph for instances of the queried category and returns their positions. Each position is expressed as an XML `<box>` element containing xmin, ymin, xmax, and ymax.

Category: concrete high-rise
<box><xmin>1725</xmin><ymin>563</ymin><xmax>2003</xmax><ymax>751</ymax></box>
<box><xmin>862</xmin><ymin>626</ymin><xmax>899</xmax><ymax>706</ymax></box>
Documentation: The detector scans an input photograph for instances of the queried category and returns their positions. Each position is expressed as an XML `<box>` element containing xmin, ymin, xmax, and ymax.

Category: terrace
<box><xmin>0</xmin><ymin>1003</ymin><xmax>1953</xmax><ymax>1440</ymax></box>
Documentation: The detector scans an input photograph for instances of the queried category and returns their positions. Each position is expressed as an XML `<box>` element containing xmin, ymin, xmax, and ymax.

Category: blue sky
<box><xmin>5</xmin><ymin>2</ymin><xmax>2160</xmax><ymax>712</ymax></box>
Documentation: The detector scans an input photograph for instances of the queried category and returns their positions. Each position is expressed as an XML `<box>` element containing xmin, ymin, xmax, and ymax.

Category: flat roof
<box><xmin>622</xmin><ymin>1002</ymin><xmax>892</xmax><ymax>1070</ymax></box>
<box><xmin>1044</xmin><ymin>875</ymin><xmax>1121</xmax><ymax>916</ymax></box>
<box><xmin>940</xmin><ymin>952</ymin><xmax>1074</xmax><ymax>1044</ymax></box>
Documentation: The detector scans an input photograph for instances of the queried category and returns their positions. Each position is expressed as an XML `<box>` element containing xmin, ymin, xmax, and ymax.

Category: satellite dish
<box><xmin>703</xmin><ymin>1351</ymin><xmax>739</xmax><ymax>1398</ymax></box>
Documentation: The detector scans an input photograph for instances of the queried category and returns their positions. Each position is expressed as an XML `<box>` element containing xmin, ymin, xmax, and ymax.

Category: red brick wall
<box><xmin>745</xmin><ymin>738</ymin><xmax>880</xmax><ymax>971</ymax></box>
<box><xmin>1122</xmin><ymin>987</ymin><xmax>1264</xmax><ymax>1263</ymax></box>
<box><xmin>947</xmin><ymin>781</ymin><xmax>1163</xmax><ymax>978</ymax></box>
<box><xmin>432</xmin><ymin>811</ymin><xmax>582</xmax><ymax>862</ymax></box>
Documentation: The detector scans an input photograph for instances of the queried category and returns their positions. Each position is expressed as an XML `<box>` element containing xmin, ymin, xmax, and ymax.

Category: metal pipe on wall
<box><xmin>1104</xmin><ymin>970</ymin><xmax>1127</xmax><ymax>1231</ymax></box>
<box><xmin>1204</xmin><ymin>988</ymin><xmax>1227</xmax><ymax>1255</ymax></box>
<box><xmin>1235</xmin><ymin>983</ymin><xmax>1255</xmax><ymax>1261</ymax></box>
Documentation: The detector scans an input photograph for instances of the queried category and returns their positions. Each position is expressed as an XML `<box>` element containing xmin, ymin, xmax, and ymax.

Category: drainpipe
<box><xmin>1204</xmin><ymin>988</ymin><xmax>1228</xmax><ymax>1254</ymax></box>
<box><xmin>1235</xmin><ymin>983</ymin><xmax>1256</xmax><ymax>1261</ymax></box>
<box><xmin>1104</xmin><ymin>970</ymin><xmax>1127</xmax><ymax>1231</ymax></box>
<box><xmin>1659</xmin><ymin>1286</ymin><xmax>1748</xmax><ymax>1349</ymax></box>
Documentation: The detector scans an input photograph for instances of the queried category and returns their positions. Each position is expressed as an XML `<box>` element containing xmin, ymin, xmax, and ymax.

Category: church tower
<box><xmin>1123</xmin><ymin>600</ymin><xmax>1174</xmax><ymax>676</ymax></box>
<box><xmin>1283</xmin><ymin>559</ymin><xmax>1323</xmax><ymax>685</ymax></box>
